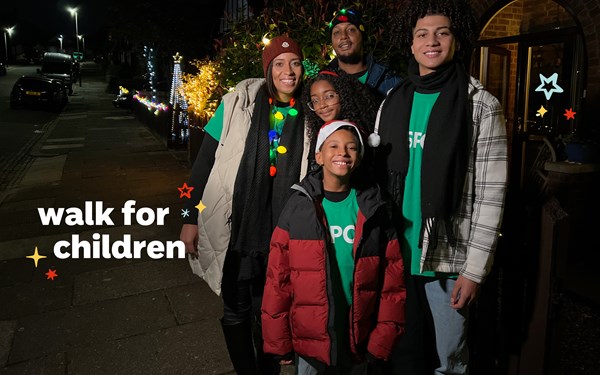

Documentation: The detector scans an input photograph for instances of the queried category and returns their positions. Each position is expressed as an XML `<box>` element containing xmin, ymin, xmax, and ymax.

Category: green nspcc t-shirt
<box><xmin>322</xmin><ymin>188</ymin><xmax>359</xmax><ymax>305</ymax></box>
<box><xmin>402</xmin><ymin>91</ymin><xmax>458</xmax><ymax>278</ymax></box>
<box><xmin>322</xmin><ymin>188</ymin><xmax>359</xmax><ymax>363</ymax></box>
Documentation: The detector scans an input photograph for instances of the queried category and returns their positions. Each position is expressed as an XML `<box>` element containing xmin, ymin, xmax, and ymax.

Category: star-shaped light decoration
<box><xmin>181</xmin><ymin>208</ymin><xmax>190</xmax><ymax>218</ymax></box>
<box><xmin>45</xmin><ymin>269</ymin><xmax>58</xmax><ymax>281</ymax></box>
<box><xmin>537</xmin><ymin>105</ymin><xmax>548</xmax><ymax>118</ymax></box>
<box><xmin>563</xmin><ymin>108</ymin><xmax>576</xmax><ymax>120</ymax></box>
<box><xmin>195</xmin><ymin>201</ymin><xmax>207</xmax><ymax>214</ymax></box>
<box><xmin>26</xmin><ymin>247</ymin><xmax>47</xmax><ymax>268</ymax></box>
<box><xmin>173</xmin><ymin>52</ymin><xmax>183</xmax><ymax>64</ymax></box>
<box><xmin>178</xmin><ymin>183</ymin><xmax>194</xmax><ymax>199</ymax></box>
<box><xmin>535</xmin><ymin>73</ymin><xmax>563</xmax><ymax>100</ymax></box>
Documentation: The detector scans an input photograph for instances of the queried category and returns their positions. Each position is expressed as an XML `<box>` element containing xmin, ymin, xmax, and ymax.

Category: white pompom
<box><xmin>368</xmin><ymin>132</ymin><xmax>381</xmax><ymax>147</ymax></box>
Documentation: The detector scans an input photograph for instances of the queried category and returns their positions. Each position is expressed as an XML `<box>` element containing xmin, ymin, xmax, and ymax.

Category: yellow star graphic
<box><xmin>26</xmin><ymin>247</ymin><xmax>47</xmax><ymax>268</ymax></box>
<box><xmin>195</xmin><ymin>201</ymin><xmax>207</xmax><ymax>213</ymax></box>
<box><xmin>537</xmin><ymin>105</ymin><xmax>548</xmax><ymax>118</ymax></box>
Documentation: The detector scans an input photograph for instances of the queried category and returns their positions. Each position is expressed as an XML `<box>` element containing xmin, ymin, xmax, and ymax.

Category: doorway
<box><xmin>471</xmin><ymin>1</ymin><xmax>587</xmax><ymax>374</ymax></box>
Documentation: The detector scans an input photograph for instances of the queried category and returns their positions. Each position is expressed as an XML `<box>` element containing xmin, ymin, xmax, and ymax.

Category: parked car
<box><xmin>10</xmin><ymin>75</ymin><xmax>69</xmax><ymax>112</ymax></box>
<box><xmin>0</xmin><ymin>62</ymin><xmax>6</xmax><ymax>76</ymax></box>
<box><xmin>37</xmin><ymin>52</ymin><xmax>77</xmax><ymax>95</ymax></box>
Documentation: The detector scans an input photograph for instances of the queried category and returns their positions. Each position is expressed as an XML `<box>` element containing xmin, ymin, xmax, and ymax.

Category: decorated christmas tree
<box><xmin>170</xmin><ymin>52</ymin><xmax>189</xmax><ymax>144</ymax></box>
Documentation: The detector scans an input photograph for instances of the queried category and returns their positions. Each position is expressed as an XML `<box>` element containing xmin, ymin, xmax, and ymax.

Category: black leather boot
<box><xmin>221</xmin><ymin>319</ymin><xmax>258</xmax><ymax>375</ymax></box>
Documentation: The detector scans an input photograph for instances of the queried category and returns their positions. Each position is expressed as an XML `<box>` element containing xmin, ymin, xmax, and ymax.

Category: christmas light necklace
<box><xmin>268</xmin><ymin>97</ymin><xmax>298</xmax><ymax>176</ymax></box>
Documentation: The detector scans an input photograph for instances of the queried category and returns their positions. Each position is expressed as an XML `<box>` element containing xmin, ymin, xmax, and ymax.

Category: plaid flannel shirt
<box><xmin>376</xmin><ymin>76</ymin><xmax>508</xmax><ymax>284</ymax></box>
<box><xmin>420</xmin><ymin>77</ymin><xmax>508</xmax><ymax>283</ymax></box>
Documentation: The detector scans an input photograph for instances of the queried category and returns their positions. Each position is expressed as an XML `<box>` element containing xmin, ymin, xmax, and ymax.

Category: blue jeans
<box><xmin>296</xmin><ymin>356</ymin><xmax>370</xmax><ymax>375</ymax></box>
<box><xmin>296</xmin><ymin>356</ymin><xmax>321</xmax><ymax>375</ymax></box>
<box><xmin>424</xmin><ymin>278</ymin><xmax>470</xmax><ymax>375</ymax></box>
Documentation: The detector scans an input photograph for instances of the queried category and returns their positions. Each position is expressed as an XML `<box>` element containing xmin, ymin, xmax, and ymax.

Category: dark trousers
<box><xmin>221</xmin><ymin>274</ymin><xmax>279</xmax><ymax>374</ymax></box>
<box><xmin>222</xmin><ymin>276</ymin><xmax>264</xmax><ymax>325</ymax></box>
<box><xmin>384</xmin><ymin>275</ymin><xmax>437</xmax><ymax>375</ymax></box>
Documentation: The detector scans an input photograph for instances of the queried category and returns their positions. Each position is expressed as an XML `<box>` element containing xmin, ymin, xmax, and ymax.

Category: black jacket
<box><xmin>327</xmin><ymin>54</ymin><xmax>401</xmax><ymax>99</ymax></box>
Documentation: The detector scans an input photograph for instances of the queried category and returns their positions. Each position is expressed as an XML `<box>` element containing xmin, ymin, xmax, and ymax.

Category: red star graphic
<box><xmin>45</xmin><ymin>269</ymin><xmax>58</xmax><ymax>281</ymax></box>
<box><xmin>564</xmin><ymin>108</ymin><xmax>576</xmax><ymax>120</ymax></box>
<box><xmin>177</xmin><ymin>183</ymin><xmax>194</xmax><ymax>199</ymax></box>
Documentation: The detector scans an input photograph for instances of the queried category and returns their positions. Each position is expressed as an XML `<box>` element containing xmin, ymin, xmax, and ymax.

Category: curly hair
<box><xmin>302</xmin><ymin>70</ymin><xmax>378</xmax><ymax>145</ymax></box>
<box><xmin>391</xmin><ymin>0</ymin><xmax>477</xmax><ymax>59</ymax></box>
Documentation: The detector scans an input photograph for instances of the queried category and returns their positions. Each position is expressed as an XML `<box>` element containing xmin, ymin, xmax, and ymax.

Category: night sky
<box><xmin>2</xmin><ymin>0</ymin><xmax>224</xmax><ymax>58</ymax></box>
<box><xmin>2</xmin><ymin>0</ymin><xmax>108</xmax><ymax>46</ymax></box>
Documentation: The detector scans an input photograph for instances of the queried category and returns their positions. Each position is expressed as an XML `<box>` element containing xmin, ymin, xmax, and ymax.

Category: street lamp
<box><xmin>67</xmin><ymin>6</ymin><xmax>79</xmax><ymax>52</ymax></box>
<box><xmin>3</xmin><ymin>26</ymin><xmax>15</xmax><ymax>65</ymax></box>
<box><xmin>78</xmin><ymin>35</ymin><xmax>85</xmax><ymax>58</ymax></box>
<box><xmin>58</xmin><ymin>35</ymin><xmax>63</xmax><ymax>51</ymax></box>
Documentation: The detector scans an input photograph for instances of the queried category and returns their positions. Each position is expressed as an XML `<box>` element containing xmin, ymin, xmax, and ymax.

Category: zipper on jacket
<box><xmin>348</xmin><ymin>204</ymin><xmax>381</xmax><ymax>351</ymax></box>
<box><xmin>349</xmin><ymin>209</ymin><xmax>377</xmax><ymax>350</ymax></box>
<box><xmin>314</xmin><ymin>200</ymin><xmax>338</xmax><ymax>366</ymax></box>
<box><xmin>350</xmin><ymin>234</ymin><xmax>364</xmax><ymax>351</ymax></box>
<box><xmin>324</xmin><ymin>237</ymin><xmax>338</xmax><ymax>365</ymax></box>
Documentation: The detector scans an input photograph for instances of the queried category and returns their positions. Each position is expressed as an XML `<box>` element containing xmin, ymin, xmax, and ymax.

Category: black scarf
<box><xmin>379</xmin><ymin>58</ymin><xmax>470</xmax><ymax>247</ymax></box>
<box><xmin>229</xmin><ymin>85</ymin><xmax>304</xmax><ymax>277</ymax></box>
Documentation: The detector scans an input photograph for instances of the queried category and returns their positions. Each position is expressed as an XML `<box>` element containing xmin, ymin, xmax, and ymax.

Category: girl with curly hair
<box><xmin>302</xmin><ymin>69</ymin><xmax>378</xmax><ymax>144</ymax></box>
<box><xmin>302</xmin><ymin>70</ymin><xmax>379</xmax><ymax>185</ymax></box>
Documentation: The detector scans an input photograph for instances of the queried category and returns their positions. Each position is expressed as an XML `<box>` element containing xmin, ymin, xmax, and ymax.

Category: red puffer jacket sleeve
<box><xmin>262</xmin><ymin>225</ymin><xmax>293</xmax><ymax>356</ymax></box>
<box><xmin>367</xmin><ymin>234</ymin><xmax>406</xmax><ymax>360</ymax></box>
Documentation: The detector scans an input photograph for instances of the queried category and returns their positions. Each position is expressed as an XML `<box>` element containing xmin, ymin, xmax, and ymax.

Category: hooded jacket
<box><xmin>261</xmin><ymin>170</ymin><xmax>406</xmax><ymax>366</ymax></box>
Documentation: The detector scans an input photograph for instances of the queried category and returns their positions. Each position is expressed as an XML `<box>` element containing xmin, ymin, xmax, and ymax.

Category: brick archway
<box><xmin>472</xmin><ymin>0</ymin><xmax>600</xmax><ymax>131</ymax></box>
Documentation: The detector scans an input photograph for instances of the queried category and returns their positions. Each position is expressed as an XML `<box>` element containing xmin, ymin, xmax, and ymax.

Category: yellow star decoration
<box><xmin>26</xmin><ymin>247</ymin><xmax>47</xmax><ymax>268</ymax></box>
<box><xmin>173</xmin><ymin>52</ymin><xmax>183</xmax><ymax>64</ymax></box>
<box><xmin>537</xmin><ymin>105</ymin><xmax>548</xmax><ymax>118</ymax></box>
<box><xmin>195</xmin><ymin>201</ymin><xmax>207</xmax><ymax>213</ymax></box>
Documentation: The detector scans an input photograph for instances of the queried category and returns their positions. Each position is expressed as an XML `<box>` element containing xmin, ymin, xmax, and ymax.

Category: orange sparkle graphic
<box><xmin>563</xmin><ymin>108</ymin><xmax>576</xmax><ymax>120</ymax></box>
<box><xmin>45</xmin><ymin>269</ymin><xmax>58</xmax><ymax>281</ymax></box>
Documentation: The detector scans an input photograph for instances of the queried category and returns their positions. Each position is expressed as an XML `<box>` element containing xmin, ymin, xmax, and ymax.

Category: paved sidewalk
<box><xmin>0</xmin><ymin>63</ymin><xmax>241</xmax><ymax>374</ymax></box>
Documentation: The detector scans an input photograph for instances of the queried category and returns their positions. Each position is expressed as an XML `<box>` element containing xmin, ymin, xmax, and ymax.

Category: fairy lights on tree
<box><xmin>181</xmin><ymin>59</ymin><xmax>221</xmax><ymax>127</ymax></box>
<box><xmin>143</xmin><ymin>45</ymin><xmax>157</xmax><ymax>102</ymax></box>
<box><xmin>170</xmin><ymin>52</ymin><xmax>189</xmax><ymax>143</ymax></box>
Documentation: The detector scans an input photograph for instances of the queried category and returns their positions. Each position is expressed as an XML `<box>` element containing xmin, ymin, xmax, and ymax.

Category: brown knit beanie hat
<box><xmin>262</xmin><ymin>36</ymin><xmax>303</xmax><ymax>77</ymax></box>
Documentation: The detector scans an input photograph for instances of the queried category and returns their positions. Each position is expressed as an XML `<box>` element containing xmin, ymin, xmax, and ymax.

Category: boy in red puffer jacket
<box><xmin>262</xmin><ymin>120</ymin><xmax>406</xmax><ymax>374</ymax></box>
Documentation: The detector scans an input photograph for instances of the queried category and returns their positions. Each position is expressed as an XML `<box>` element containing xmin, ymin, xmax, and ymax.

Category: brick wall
<box><xmin>522</xmin><ymin>0</ymin><xmax>575</xmax><ymax>32</ymax></box>
<box><xmin>479</xmin><ymin>2</ymin><xmax>523</xmax><ymax>158</ymax></box>
<box><xmin>480</xmin><ymin>1</ymin><xmax>523</xmax><ymax>39</ymax></box>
